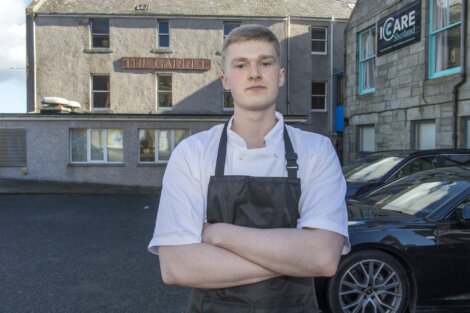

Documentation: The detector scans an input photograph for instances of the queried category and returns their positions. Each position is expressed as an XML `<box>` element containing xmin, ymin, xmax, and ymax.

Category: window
<box><xmin>414</xmin><ymin>120</ymin><xmax>436</xmax><ymax>150</ymax></box>
<box><xmin>466</xmin><ymin>119</ymin><xmax>470</xmax><ymax>148</ymax></box>
<box><xmin>90</xmin><ymin>19</ymin><xmax>109</xmax><ymax>48</ymax></box>
<box><xmin>0</xmin><ymin>129</ymin><xmax>26</xmax><ymax>167</ymax></box>
<box><xmin>358</xmin><ymin>27</ymin><xmax>376</xmax><ymax>94</ymax></box>
<box><xmin>158</xmin><ymin>20</ymin><xmax>170</xmax><ymax>48</ymax></box>
<box><xmin>223</xmin><ymin>91</ymin><xmax>234</xmax><ymax>110</ymax></box>
<box><xmin>359</xmin><ymin>125</ymin><xmax>375</xmax><ymax>152</ymax></box>
<box><xmin>91</xmin><ymin>75</ymin><xmax>110</xmax><ymax>109</ymax></box>
<box><xmin>71</xmin><ymin>129</ymin><xmax>123</xmax><ymax>163</ymax></box>
<box><xmin>311</xmin><ymin>27</ymin><xmax>327</xmax><ymax>54</ymax></box>
<box><xmin>139</xmin><ymin>129</ymin><xmax>190</xmax><ymax>163</ymax></box>
<box><xmin>157</xmin><ymin>74</ymin><xmax>172</xmax><ymax>109</ymax></box>
<box><xmin>311</xmin><ymin>81</ymin><xmax>327</xmax><ymax>111</ymax></box>
<box><xmin>223</xmin><ymin>22</ymin><xmax>241</xmax><ymax>39</ymax></box>
<box><xmin>429</xmin><ymin>0</ymin><xmax>462</xmax><ymax>78</ymax></box>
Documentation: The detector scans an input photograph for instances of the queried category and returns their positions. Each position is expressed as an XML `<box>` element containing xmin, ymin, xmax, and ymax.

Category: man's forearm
<box><xmin>159</xmin><ymin>243</ymin><xmax>280</xmax><ymax>289</ymax></box>
<box><xmin>202</xmin><ymin>224</ymin><xmax>345</xmax><ymax>278</ymax></box>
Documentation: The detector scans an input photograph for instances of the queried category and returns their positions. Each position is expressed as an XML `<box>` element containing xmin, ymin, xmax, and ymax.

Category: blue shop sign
<box><xmin>377</xmin><ymin>0</ymin><xmax>421</xmax><ymax>56</ymax></box>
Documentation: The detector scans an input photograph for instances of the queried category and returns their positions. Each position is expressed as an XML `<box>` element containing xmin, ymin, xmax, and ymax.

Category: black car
<box><xmin>317</xmin><ymin>166</ymin><xmax>470</xmax><ymax>313</ymax></box>
<box><xmin>342</xmin><ymin>149</ymin><xmax>470</xmax><ymax>198</ymax></box>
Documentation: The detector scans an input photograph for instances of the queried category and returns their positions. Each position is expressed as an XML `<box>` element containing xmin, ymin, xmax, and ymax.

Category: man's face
<box><xmin>221</xmin><ymin>40</ymin><xmax>285</xmax><ymax>112</ymax></box>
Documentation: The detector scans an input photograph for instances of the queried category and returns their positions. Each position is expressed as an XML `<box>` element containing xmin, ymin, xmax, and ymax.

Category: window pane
<box><xmin>93</xmin><ymin>76</ymin><xmax>110</xmax><ymax>91</ymax></box>
<box><xmin>158</xmin><ymin>76</ymin><xmax>171</xmax><ymax>91</ymax></box>
<box><xmin>158</xmin><ymin>130</ymin><xmax>171</xmax><ymax>161</ymax></box>
<box><xmin>158</xmin><ymin>93</ymin><xmax>172</xmax><ymax>107</ymax></box>
<box><xmin>224</xmin><ymin>91</ymin><xmax>234</xmax><ymax>108</ymax></box>
<box><xmin>433</xmin><ymin>25</ymin><xmax>461</xmax><ymax>73</ymax></box>
<box><xmin>175</xmin><ymin>129</ymin><xmax>190</xmax><ymax>146</ymax></box>
<box><xmin>311</xmin><ymin>28</ymin><xmax>325</xmax><ymax>40</ymax></box>
<box><xmin>361</xmin><ymin>29</ymin><xmax>376</xmax><ymax>59</ymax></box>
<box><xmin>362</xmin><ymin>59</ymin><xmax>375</xmax><ymax>90</ymax></box>
<box><xmin>311</xmin><ymin>96</ymin><xmax>325</xmax><ymax>110</ymax></box>
<box><xmin>91</xmin><ymin>20</ymin><xmax>109</xmax><ymax>34</ymax></box>
<box><xmin>159</xmin><ymin>35</ymin><xmax>169</xmax><ymax>48</ymax></box>
<box><xmin>90</xmin><ymin>129</ymin><xmax>104</xmax><ymax>161</ymax></box>
<box><xmin>71</xmin><ymin>129</ymin><xmax>87</xmax><ymax>162</ymax></box>
<box><xmin>224</xmin><ymin>22</ymin><xmax>240</xmax><ymax>37</ymax></box>
<box><xmin>311</xmin><ymin>41</ymin><xmax>326</xmax><ymax>52</ymax></box>
<box><xmin>107</xmin><ymin>129</ymin><xmax>123</xmax><ymax>162</ymax></box>
<box><xmin>158</xmin><ymin>21</ymin><xmax>169</xmax><ymax>34</ymax></box>
<box><xmin>312</xmin><ymin>82</ymin><xmax>325</xmax><ymax>95</ymax></box>
<box><xmin>416</xmin><ymin>122</ymin><xmax>436</xmax><ymax>150</ymax></box>
<box><xmin>139</xmin><ymin>129</ymin><xmax>155</xmax><ymax>162</ymax></box>
<box><xmin>360</xmin><ymin>126</ymin><xmax>375</xmax><ymax>152</ymax></box>
<box><xmin>449</xmin><ymin>0</ymin><xmax>462</xmax><ymax>25</ymax></box>
<box><xmin>93</xmin><ymin>93</ymin><xmax>110</xmax><ymax>108</ymax></box>
<box><xmin>92</xmin><ymin>36</ymin><xmax>109</xmax><ymax>48</ymax></box>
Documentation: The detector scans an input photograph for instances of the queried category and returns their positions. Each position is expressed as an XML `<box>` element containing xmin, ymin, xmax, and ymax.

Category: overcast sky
<box><xmin>0</xmin><ymin>0</ymin><xmax>29</xmax><ymax>113</ymax></box>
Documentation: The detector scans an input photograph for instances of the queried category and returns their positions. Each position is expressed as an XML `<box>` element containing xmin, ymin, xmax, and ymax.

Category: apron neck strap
<box><xmin>215</xmin><ymin>120</ymin><xmax>299</xmax><ymax>179</ymax></box>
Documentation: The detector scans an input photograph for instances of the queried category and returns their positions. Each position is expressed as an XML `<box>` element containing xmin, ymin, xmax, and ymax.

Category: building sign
<box><xmin>377</xmin><ymin>0</ymin><xmax>421</xmax><ymax>56</ymax></box>
<box><xmin>122</xmin><ymin>57</ymin><xmax>211</xmax><ymax>71</ymax></box>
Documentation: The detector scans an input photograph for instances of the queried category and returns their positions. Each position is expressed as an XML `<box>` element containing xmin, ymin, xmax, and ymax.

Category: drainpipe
<box><xmin>453</xmin><ymin>0</ymin><xmax>467</xmax><ymax>148</ymax></box>
<box><xmin>330</xmin><ymin>15</ymin><xmax>335</xmax><ymax>135</ymax></box>
<box><xmin>286</xmin><ymin>16</ymin><xmax>291</xmax><ymax>115</ymax></box>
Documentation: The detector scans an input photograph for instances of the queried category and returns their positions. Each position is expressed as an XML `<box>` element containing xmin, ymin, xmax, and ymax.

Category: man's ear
<box><xmin>278</xmin><ymin>67</ymin><xmax>286</xmax><ymax>87</ymax></box>
<box><xmin>221</xmin><ymin>72</ymin><xmax>230</xmax><ymax>90</ymax></box>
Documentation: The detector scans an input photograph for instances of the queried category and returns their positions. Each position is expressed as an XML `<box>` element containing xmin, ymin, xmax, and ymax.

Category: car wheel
<box><xmin>326</xmin><ymin>250</ymin><xmax>409</xmax><ymax>313</ymax></box>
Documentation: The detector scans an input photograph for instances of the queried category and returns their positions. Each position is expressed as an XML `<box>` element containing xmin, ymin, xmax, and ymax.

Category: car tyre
<box><xmin>326</xmin><ymin>250</ymin><xmax>409</xmax><ymax>313</ymax></box>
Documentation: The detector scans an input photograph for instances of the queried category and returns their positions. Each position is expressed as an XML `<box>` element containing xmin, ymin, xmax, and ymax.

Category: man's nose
<box><xmin>248</xmin><ymin>64</ymin><xmax>261</xmax><ymax>80</ymax></box>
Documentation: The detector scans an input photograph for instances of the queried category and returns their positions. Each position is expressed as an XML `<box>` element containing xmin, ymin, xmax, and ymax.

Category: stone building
<box><xmin>0</xmin><ymin>0</ymin><xmax>353</xmax><ymax>188</ymax></box>
<box><xmin>344</xmin><ymin>0</ymin><xmax>469</xmax><ymax>162</ymax></box>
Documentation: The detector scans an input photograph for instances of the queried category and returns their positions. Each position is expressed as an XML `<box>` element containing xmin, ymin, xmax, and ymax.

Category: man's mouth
<box><xmin>246</xmin><ymin>85</ymin><xmax>266</xmax><ymax>91</ymax></box>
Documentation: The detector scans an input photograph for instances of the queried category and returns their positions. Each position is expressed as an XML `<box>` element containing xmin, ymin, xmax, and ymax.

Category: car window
<box><xmin>343</xmin><ymin>156</ymin><xmax>404</xmax><ymax>183</ymax></box>
<box><xmin>439</xmin><ymin>154</ymin><xmax>470</xmax><ymax>167</ymax></box>
<box><xmin>389</xmin><ymin>156</ymin><xmax>438</xmax><ymax>181</ymax></box>
<box><xmin>444</xmin><ymin>196</ymin><xmax>470</xmax><ymax>221</ymax></box>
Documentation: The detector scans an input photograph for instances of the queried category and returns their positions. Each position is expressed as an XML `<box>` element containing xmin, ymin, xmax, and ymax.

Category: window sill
<box><xmin>83</xmin><ymin>48</ymin><xmax>114</xmax><ymax>54</ymax></box>
<box><xmin>68</xmin><ymin>163</ymin><xmax>125</xmax><ymax>167</ymax></box>
<box><xmin>429</xmin><ymin>66</ymin><xmax>462</xmax><ymax>80</ymax></box>
<box><xmin>151</xmin><ymin>48</ymin><xmax>174</xmax><ymax>54</ymax></box>
<box><xmin>137</xmin><ymin>163</ymin><xmax>167</xmax><ymax>167</ymax></box>
<box><xmin>311</xmin><ymin>52</ymin><xmax>327</xmax><ymax>55</ymax></box>
<box><xmin>91</xmin><ymin>108</ymin><xmax>113</xmax><ymax>113</ymax></box>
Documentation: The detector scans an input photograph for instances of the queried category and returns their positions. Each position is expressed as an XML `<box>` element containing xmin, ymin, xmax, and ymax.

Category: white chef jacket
<box><xmin>148</xmin><ymin>112</ymin><xmax>350</xmax><ymax>255</ymax></box>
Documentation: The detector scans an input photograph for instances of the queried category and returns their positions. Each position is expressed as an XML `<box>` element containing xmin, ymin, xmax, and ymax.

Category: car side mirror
<box><xmin>463</xmin><ymin>205</ymin><xmax>470</xmax><ymax>222</ymax></box>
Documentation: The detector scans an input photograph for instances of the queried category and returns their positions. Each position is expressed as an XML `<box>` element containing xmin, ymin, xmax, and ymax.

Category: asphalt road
<box><xmin>0</xmin><ymin>194</ymin><xmax>189</xmax><ymax>313</ymax></box>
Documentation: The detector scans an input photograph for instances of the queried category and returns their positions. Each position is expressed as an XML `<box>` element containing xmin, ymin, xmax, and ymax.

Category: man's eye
<box><xmin>235</xmin><ymin>64</ymin><xmax>246</xmax><ymax>68</ymax></box>
<box><xmin>261</xmin><ymin>62</ymin><xmax>272</xmax><ymax>66</ymax></box>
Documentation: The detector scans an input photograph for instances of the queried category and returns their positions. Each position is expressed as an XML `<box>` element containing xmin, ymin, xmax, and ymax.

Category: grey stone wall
<box><xmin>344</xmin><ymin>0</ymin><xmax>470</xmax><ymax>162</ymax></box>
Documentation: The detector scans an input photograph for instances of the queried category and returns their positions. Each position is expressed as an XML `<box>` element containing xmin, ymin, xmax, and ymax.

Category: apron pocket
<box><xmin>202</xmin><ymin>298</ymin><xmax>252</xmax><ymax>313</ymax></box>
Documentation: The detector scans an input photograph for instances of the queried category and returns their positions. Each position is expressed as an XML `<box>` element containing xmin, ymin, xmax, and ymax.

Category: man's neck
<box><xmin>231</xmin><ymin>109</ymin><xmax>278</xmax><ymax>149</ymax></box>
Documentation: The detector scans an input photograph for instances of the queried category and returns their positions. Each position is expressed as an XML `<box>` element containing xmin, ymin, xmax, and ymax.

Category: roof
<box><xmin>27</xmin><ymin>0</ymin><xmax>353</xmax><ymax>19</ymax></box>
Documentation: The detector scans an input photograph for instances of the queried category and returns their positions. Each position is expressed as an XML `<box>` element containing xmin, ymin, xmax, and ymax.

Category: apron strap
<box><xmin>215</xmin><ymin>120</ymin><xmax>299</xmax><ymax>179</ymax></box>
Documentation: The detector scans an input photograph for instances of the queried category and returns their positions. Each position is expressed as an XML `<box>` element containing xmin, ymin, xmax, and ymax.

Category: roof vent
<box><xmin>135</xmin><ymin>4</ymin><xmax>148</xmax><ymax>11</ymax></box>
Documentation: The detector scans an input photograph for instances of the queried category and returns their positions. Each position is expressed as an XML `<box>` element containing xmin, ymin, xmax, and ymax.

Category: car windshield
<box><xmin>343</xmin><ymin>156</ymin><xmax>404</xmax><ymax>183</ymax></box>
<box><xmin>360</xmin><ymin>178</ymin><xmax>470</xmax><ymax>217</ymax></box>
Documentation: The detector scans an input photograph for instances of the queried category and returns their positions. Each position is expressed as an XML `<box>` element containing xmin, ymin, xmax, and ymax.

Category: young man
<box><xmin>148</xmin><ymin>24</ymin><xmax>349</xmax><ymax>312</ymax></box>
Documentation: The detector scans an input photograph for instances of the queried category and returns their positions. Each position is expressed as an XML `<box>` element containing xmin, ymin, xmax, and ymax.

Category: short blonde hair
<box><xmin>221</xmin><ymin>24</ymin><xmax>281</xmax><ymax>66</ymax></box>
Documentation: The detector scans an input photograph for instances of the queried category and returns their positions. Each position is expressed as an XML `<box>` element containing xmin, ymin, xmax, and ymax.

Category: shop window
<box><xmin>139</xmin><ymin>129</ymin><xmax>190</xmax><ymax>163</ymax></box>
<box><xmin>223</xmin><ymin>22</ymin><xmax>241</xmax><ymax>39</ymax></box>
<box><xmin>358</xmin><ymin>27</ymin><xmax>376</xmax><ymax>95</ymax></box>
<box><xmin>311</xmin><ymin>81</ymin><xmax>327</xmax><ymax>111</ymax></box>
<box><xmin>0</xmin><ymin>129</ymin><xmax>26</xmax><ymax>167</ymax></box>
<box><xmin>91</xmin><ymin>75</ymin><xmax>110</xmax><ymax>109</ymax></box>
<box><xmin>414</xmin><ymin>120</ymin><xmax>436</xmax><ymax>150</ymax></box>
<box><xmin>157</xmin><ymin>74</ymin><xmax>172</xmax><ymax>109</ymax></box>
<box><xmin>429</xmin><ymin>0</ymin><xmax>462</xmax><ymax>78</ymax></box>
<box><xmin>90</xmin><ymin>19</ymin><xmax>109</xmax><ymax>48</ymax></box>
<box><xmin>359</xmin><ymin>125</ymin><xmax>375</xmax><ymax>152</ymax></box>
<box><xmin>70</xmin><ymin>129</ymin><xmax>123</xmax><ymax>163</ymax></box>
<box><xmin>158</xmin><ymin>20</ymin><xmax>170</xmax><ymax>48</ymax></box>
<box><xmin>311</xmin><ymin>27</ymin><xmax>327</xmax><ymax>54</ymax></box>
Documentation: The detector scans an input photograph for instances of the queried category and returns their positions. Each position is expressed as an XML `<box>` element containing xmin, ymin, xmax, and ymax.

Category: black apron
<box><xmin>186</xmin><ymin>122</ymin><xmax>319</xmax><ymax>313</ymax></box>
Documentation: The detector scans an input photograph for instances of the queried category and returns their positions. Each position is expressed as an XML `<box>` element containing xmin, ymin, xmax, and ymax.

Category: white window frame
<box><xmin>89</xmin><ymin>19</ymin><xmax>110</xmax><ymax>49</ymax></box>
<box><xmin>138</xmin><ymin>129</ymin><xmax>190</xmax><ymax>164</ymax></box>
<box><xmin>157</xmin><ymin>20</ymin><xmax>170</xmax><ymax>48</ymax></box>
<box><xmin>414</xmin><ymin>120</ymin><xmax>436</xmax><ymax>150</ymax></box>
<box><xmin>91</xmin><ymin>74</ymin><xmax>110</xmax><ymax>111</ymax></box>
<box><xmin>311</xmin><ymin>27</ymin><xmax>328</xmax><ymax>55</ymax></box>
<box><xmin>311</xmin><ymin>81</ymin><xmax>328</xmax><ymax>112</ymax></box>
<box><xmin>156</xmin><ymin>73</ymin><xmax>173</xmax><ymax>110</ymax></box>
<box><xmin>358</xmin><ymin>27</ymin><xmax>376</xmax><ymax>95</ymax></box>
<box><xmin>70</xmin><ymin>129</ymin><xmax>123</xmax><ymax>164</ymax></box>
<box><xmin>358</xmin><ymin>125</ymin><xmax>376</xmax><ymax>152</ymax></box>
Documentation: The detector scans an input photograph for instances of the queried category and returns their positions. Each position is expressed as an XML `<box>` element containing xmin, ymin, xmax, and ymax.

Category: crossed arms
<box><xmin>159</xmin><ymin>224</ymin><xmax>345</xmax><ymax>289</ymax></box>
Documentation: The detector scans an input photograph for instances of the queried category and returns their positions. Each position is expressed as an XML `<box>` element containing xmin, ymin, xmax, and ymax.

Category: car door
<box><xmin>432</xmin><ymin>196</ymin><xmax>470</xmax><ymax>308</ymax></box>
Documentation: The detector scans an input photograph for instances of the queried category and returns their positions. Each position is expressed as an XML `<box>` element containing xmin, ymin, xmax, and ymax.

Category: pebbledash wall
<box><xmin>344</xmin><ymin>0</ymin><xmax>470</xmax><ymax>162</ymax></box>
<box><xmin>0</xmin><ymin>0</ymin><xmax>354</xmax><ymax>188</ymax></box>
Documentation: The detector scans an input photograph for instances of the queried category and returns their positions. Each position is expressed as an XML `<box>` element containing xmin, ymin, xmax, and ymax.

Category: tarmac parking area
<box><xmin>0</xmin><ymin>194</ymin><xmax>189</xmax><ymax>313</ymax></box>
